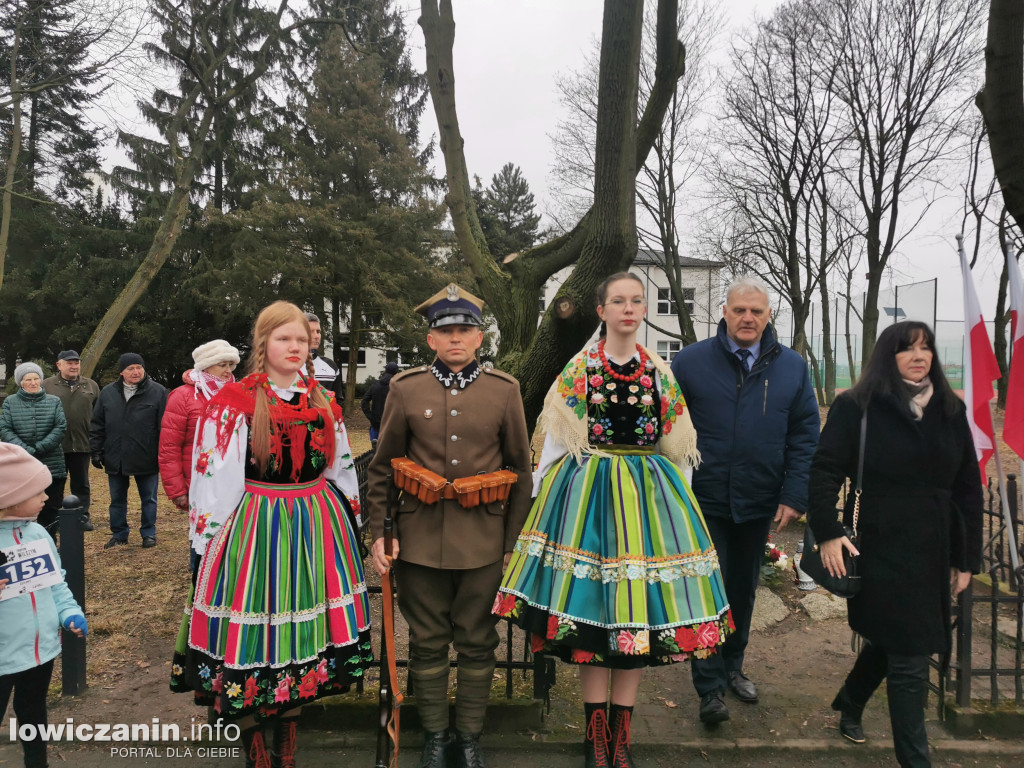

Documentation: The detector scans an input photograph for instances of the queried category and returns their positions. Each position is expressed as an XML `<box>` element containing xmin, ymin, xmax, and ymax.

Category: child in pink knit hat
<box><xmin>0</xmin><ymin>443</ymin><xmax>87</xmax><ymax>768</ymax></box>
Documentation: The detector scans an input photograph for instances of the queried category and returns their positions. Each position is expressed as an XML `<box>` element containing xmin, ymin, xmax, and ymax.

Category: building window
<box><xmin>337</xmin><ymin>348</ymin><xmax>367</xmax><ymax>367</ymax></box>
<box><xmin>657</xmin><ymin>287</ymin><xmax>695</xmax><ymax>315</ymax></box>
<box><xmin>362</xmin><ymin>312</ymin><xmax>383</xmax><ymax>328</ymax></box>
<box><xmin>657</xmin><ymin>341</ymin><xmax>682</xmax><ymax>363</ymax></box>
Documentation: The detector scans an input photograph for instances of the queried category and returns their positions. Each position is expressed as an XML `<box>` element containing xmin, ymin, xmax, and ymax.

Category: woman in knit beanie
<box><xmin>0</xmin><ymin>362</ymin><xmax>67</xmax><ymax>538</ymax></box>
<box><xmin>157</xmin><ymin>340</ymin><xmax>240</xmax><ymax>569</ymax></box>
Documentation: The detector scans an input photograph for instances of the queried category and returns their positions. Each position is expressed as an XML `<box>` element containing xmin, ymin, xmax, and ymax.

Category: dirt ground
<box><xmin>4</xmin><ymin>404</ymin><xmax>1022</xmax><ymax>753</ymax></box>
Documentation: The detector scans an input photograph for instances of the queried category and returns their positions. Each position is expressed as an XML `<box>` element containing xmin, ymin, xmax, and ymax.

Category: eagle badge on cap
<box><xmin>446</xmin><ymin>285</ymin><xmax>459</xmax><ymax>301</ymax></box>
<box><xmin>424</xmin><ymin>409</ymin><xmax>433</xmax><ymax>419</ymax></box>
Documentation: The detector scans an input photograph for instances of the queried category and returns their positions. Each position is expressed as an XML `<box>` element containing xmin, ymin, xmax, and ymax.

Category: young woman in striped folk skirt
<box><xmin>171</xmin><ymin>302</ymin><xmax>371</xmax><ymax>768</ymax></box>
<box><xmin>495</xmin><ymin>273</ymin><xmax>732</xmax><ymax>768</ymax></box>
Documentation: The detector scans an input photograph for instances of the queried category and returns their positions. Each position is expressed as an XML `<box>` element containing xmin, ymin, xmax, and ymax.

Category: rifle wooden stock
<box><xmin>375</xmin><ymin>477</ymin><xmax>402</xmax><ymax>768</ymax></box>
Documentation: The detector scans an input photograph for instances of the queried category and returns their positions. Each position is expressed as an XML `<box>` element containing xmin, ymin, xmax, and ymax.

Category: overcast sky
<box><xmin>395</xmin><ymin>1</ymin><xmax>1002</xmax><ymax>333</ymax></box>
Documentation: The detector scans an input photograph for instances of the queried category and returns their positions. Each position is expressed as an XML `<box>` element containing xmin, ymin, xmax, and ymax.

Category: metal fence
<box><xmin>934</xmin><ymin>476</ymin><xmax>1024</xmax><ymax>712</ymax></box>
<box><xmin>351</xmin><ymin>449</ymin><xmax>557</xmax><ymax>706</ymax></box>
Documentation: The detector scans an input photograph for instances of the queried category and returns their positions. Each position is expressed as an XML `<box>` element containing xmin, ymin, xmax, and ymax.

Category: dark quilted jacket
<box><xmin>0</xmin><ymin>389</ymin><xmax>67</xmax><ymax>478</ymax></box>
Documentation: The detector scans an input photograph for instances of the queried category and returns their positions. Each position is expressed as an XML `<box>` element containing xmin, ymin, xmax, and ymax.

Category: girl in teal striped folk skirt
<box><xmin>170</xmin><ymin>302</ymin><xmax>372</xmax><ymax>768</ymax></box>
<box><xmin>495</xmin><ymin>273</ymin><xmax>731</xmax><ymax>768</ymax></box>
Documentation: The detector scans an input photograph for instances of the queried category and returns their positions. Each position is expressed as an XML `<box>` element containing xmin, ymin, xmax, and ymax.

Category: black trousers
<box><xmin>844</xmin><ymin>643</ymin><xmax>931</xmax><ymax>768</ymax></box>
<box><xmin>690</xmin><ymin>514</ymin><xmax>772</xmax><ymax>696</ymax></box>
<box><xmin>53</xmin><ymin>452</ymin><xmax>92</xmax><ymax>515</ymax></box>
<box><xmin>0</xmin><ymin>659</ymin><xmax>55</xmax><ymax>768</ymax></box>
<box><xmin>38</xmin><ymin>477</ymin><xmax>64</xmax><ymax>539</ymax></box>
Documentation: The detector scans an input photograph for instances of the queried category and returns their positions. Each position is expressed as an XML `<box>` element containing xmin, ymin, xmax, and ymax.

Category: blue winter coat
<box><xmin>671</xmin><ymin>320</ymin><xmax>820</xmax><ymax>522</ymax></box>
<box><xmin>0</xmin><ymin>519</ymin><xmax>83</xmax><ymax>675</ymax></box>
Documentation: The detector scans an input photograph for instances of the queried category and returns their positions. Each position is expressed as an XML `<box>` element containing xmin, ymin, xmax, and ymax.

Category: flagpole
<box><xmin>989</xmin><ymin>401</ymin><xmax>1021</xmax><ymax>573</ymax></box>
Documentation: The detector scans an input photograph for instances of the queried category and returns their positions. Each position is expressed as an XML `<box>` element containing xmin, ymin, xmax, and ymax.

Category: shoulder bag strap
<box><xmin>852</xmin><ymin>410</ymin><xmax>867</xmax><ymax>536</ymax></box>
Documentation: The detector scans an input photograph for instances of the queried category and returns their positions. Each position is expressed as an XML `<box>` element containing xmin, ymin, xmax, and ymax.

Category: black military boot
<box><xmin>453</xmin><ymin>730</ymin><xmax>488</xmax><ymax>768</ymax></box>
<box><xmin>416</xmin><ymin>729</ymin><xmax>451</xmax><ymax>768</ymax></box>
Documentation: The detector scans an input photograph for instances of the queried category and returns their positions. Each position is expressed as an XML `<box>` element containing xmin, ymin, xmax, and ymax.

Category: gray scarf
<box><xmin>901</xmin><ymin>376</ymin><xmax>933</xmax><ymax>421</ymax></box>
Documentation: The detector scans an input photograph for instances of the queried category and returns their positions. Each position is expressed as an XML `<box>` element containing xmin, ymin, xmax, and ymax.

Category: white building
<box><xmin>333</xmin><ymin>249</ymin><xmax>725</xmax><ymax>379</ymax></box>
<box><xmin>541</xmin><ymin>250</ymin><xmax>725</xmax><ymax>364</ymax></box>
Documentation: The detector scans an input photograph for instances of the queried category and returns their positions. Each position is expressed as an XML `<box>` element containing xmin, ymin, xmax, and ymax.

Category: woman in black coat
<box><xmin>807</xmin><ymin>321</ymin><xmax>983</xmax><ymax>768</ymax></box>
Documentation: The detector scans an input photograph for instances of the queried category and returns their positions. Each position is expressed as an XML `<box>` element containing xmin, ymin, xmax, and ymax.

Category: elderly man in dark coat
<box><xmin>90</xmin><ymin>353</ymin><xmax>167</xmax><ymax>549</ymax></box>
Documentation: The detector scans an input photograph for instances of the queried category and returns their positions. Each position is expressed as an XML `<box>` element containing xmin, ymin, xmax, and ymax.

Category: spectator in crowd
<box><xmin>671</xmin><ymin>275</ymin><xmax>819</xmax><ymax>725</ymax></box>
<box><xmin>0</xmin><ymin>443</ymin><xmax>87</xmax><ymax>768</ymax></box>
<box><xmin>42</xmin><ymin>350</ymin><xmax>100</xmax><ymax>531</ymax></box>
<box><xmin>808</xmin><ymin>321</ymin><xmax>982</xmax><ymax>766</ymax></box>
<box><xmin>368</xmin><ymin>284</ymin><xmax>532</xmax><ymax>768</ymax></box>
<box><xmin>90</xmin><ymin>353</ymin><xmax>168</xmax><ymax>549</ymax></box>
<box><xmin>305</xmin><ymin>312</ymin><xmax>342</xmax><ymax>395</ymax></box>
<box><xmin>171</xmin><ymin>301</ymin><xmax>369</xmax><ymax>767</ymax></box>
<box><xmin>158</xmin><ymin>339</ymin><xmax>239</xmax><ymax>571</ymax></box>
<box><xmin>361</xmin><ymin>361</ymin><xmax>399</xmax><ymax>445</ymax></box>
<box><xmin>0</xmin><ymin>363</ymin><xmax>67</xmax><ymax>540</ymax></box>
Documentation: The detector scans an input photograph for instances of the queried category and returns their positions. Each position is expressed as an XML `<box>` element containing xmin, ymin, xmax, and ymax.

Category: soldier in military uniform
<box><xmin>367</xmin><ymin>284</ymin><xmax>532</xmax><ymax>768</ymax></box>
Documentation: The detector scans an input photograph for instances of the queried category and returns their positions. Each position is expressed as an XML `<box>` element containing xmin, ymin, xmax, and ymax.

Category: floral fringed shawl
<box><xmin>538</xmin><ymin>342</ymin><xmax>700</xmax><ymax>469</ymax></box>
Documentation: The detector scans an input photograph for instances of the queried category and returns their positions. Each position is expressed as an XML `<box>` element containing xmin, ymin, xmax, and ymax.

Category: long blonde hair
<box><xmin>247</xmin><ymin>301</ymin><xmax>334</xmax><ymax>474</ymax></box>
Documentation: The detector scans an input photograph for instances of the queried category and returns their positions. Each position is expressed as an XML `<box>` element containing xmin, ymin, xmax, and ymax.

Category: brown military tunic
<box><xmin>367</xmin><ymin>361</ymin><xmax>533</xmax><ymax>569</ymax></box>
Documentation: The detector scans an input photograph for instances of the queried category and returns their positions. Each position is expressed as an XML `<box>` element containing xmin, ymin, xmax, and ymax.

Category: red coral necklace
<box><xmin>598</xmin><ymin>340</ymin><xmax>648</xmax><ymax>383</ymax></box>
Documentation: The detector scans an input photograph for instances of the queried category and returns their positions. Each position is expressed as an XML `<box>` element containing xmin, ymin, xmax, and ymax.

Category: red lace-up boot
<box><xmin>242</xmin><ymin>725</ymin><xmax>271</xmax><ymax>768</ymax></box>
<box><xmin>609</xmin><ymin>705</ymin><xmax>636</xmax><ymax>768</ymax></box>
<box><xmin>584</xmin><ymin>706</ymin><xmax>611</xmax><ymax>768</ymax></box>
<box><xmin>271</xmin><ymin>718</ymin><xmax>298</xmax><ymax>768</ymax></box>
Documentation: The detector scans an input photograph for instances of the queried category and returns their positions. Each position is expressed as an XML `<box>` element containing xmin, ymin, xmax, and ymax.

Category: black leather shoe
<box><xmin>831</xmin><ymin>689</ymin><xmax>866</xmax><ymax>744</ymax></box>
<box><xmin>698</xmin><ymin>691</ymin><xmax>730</xmax><ymax>724</ymax></box>
<box><xmin>416</xmin><ymin>730</ymin><xmax>450</xmax><ymax>768</ymax></box>
<box><xmin>728</xmin><ymin>671</ymin><xmax>758</xmax><ymax>703</ymax></box>
<box><xmin>142</xmin><ymin>536</ymin><xmax>157</xmax><ymax>548</ymax></box>
<box><xmin>453</xmin><ymin>730</ymin><xmax>488</xmax><ymax>768</ymax></box>
<box><xmin>81</xmin><ymin>518</ymin><xmax>95</xmax><ymax>531</ymax></box>
<box><xmin>103</xmin><ymin>536</ymin><xmax>127</xmax><ymax>549</ymax></box>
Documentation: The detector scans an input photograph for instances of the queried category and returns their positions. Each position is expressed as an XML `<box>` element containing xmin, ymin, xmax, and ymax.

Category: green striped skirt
<box><xmin>170</xmin><ymin>476</ymin><xmax>372</xmax><ymax>718</ymax></box>
<box><xmin>495</xmin><ymin>452</ymin><xmax>732</xmax><ymax>667</ymax></box>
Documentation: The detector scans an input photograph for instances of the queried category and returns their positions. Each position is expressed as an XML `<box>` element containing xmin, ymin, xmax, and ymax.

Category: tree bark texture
<box><xmin>978</xmin><ymin>0</ymin><xmax>1024</xmax><ymax>235</ymax></box>
<box><xmin>80</xmin><ymin>109</ymin><xmax>215</xmax><ymax>379</ymax></box>
<box><xmin>0</xmin><ymin>23</ymin><xmax>23</xmax><ymax>294</ymax></box>
<box><xmin>422</xmin><ymin>0</ymin><xmax>680</xmax><ymax>427</ymax></box>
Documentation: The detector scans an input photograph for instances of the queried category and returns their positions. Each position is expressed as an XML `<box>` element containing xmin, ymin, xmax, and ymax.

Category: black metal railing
<box><xmin>352</xmin><ymin>449</ymin><xmax>556</xmax><ymax>706</ymax></box>
<box><xmin>934</xmin><ymin>475</ymin><xmax>1024</xmax><ymax>713</ymax></box>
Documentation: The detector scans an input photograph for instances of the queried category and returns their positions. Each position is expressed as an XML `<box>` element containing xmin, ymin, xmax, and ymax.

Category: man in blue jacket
<box><xmin>671</xmin><ymin>276</ymin><xmax>819</xmax><ymax>725</ymax></box>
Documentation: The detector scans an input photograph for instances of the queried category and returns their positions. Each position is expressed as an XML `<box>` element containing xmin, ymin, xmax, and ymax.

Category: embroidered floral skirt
<box><xmin>170</xmin><ymin>476</ymin><xmax>373</xmax><ymax>719</ymax></box>
<box><xmin>495</xmin><ymin>452</ymin><xmax>732</xmax><ymax>668</ymax></box>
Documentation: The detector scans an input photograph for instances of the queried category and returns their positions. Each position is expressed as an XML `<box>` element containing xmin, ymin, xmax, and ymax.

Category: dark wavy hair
<box><xmin>849</xmin><ymin>321</ymin><xmax>958</xmax><ymax>418</ymax></box>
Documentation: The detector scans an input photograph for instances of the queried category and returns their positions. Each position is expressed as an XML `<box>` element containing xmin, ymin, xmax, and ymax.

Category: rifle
<box><xmin>375</xmin><ymin>476</ymin><xmax>403</xmax><ymax>768</ymax></box>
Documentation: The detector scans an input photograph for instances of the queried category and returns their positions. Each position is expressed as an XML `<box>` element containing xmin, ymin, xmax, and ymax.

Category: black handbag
<box><xmin>801</xmin><ymin>411</ymin><xmax>866</xmax><ymax>598</ymax></box>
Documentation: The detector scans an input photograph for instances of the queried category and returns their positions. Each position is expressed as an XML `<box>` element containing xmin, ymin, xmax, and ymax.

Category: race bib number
<box><xmin>0</xmin><ymin>540</ymin><xmax>61</xmax><ymax>601</ymax></box>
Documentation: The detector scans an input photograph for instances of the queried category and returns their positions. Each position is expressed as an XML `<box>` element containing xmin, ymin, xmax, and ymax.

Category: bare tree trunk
<box><xmin>80</xmin><ymin>110</ymin><xmax>215</xmax><ymax>378</ymax></box>
<box><xmin>0</xmin><ymin>24</ymin><xmax>23</xmax><ymax>295</ymax></box>
<box><xmin>421</xmin><ymin>0</ymin><xmax>661</xmax><ymax>426</ymax></box>
<box><xmin>977</xmin><ymin>0</ymin><xmax>1024</xmax><ymax>234</ymax></box>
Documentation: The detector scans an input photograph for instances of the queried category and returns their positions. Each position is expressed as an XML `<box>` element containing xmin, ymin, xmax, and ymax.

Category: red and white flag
<box><xmin>1004</xmin><ymin>246</ymin><xmax>1024</xmax><ymax>459</ymax></box>
<box><xmin>959</xmin><ymin>238</ymin><xmax>1001</xmax><ymax>482</ymax></box>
